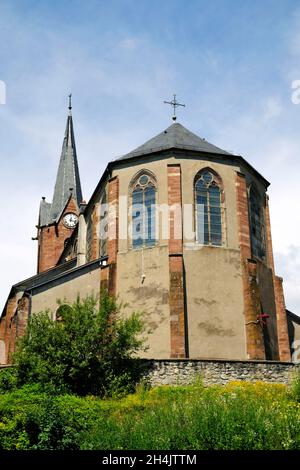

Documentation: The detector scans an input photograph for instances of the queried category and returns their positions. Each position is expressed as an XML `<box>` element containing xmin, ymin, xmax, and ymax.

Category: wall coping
<box><xmin>144</xmin><ymin>358</ymin><xmax>295</xmax><ymax>366</ymax></box>
<box><xmin>1</xmin><ymin>359</ymin><xmax>296</xmax><ymax>369</ymax></box>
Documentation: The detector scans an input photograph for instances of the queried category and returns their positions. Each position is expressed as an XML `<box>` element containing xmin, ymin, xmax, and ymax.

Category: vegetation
<box><xmin>1</xmin><ymin>293</ymin><xmax>299</xmax><ymax>450</ymax></box>
<box><xmin>0</xmin><ymin>379</ymin><xmax>299</xmax><ymax>450</ymax></box>
<box><xmin>13</xmin><ymin>293</ymin><xmax>146</xmax><ymax>396</ymax></box>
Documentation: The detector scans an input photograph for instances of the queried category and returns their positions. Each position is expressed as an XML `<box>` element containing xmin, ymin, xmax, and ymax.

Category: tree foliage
<box><xmin>13</xmin><ymin>293</ymin><xmax>145</xmax><ymax>396</ymax></box>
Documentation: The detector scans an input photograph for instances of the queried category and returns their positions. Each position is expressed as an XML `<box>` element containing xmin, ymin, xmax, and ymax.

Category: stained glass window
<box><xmin>131</xmin><ymin>173</ymin><xmax>156</xmax><ymax>249</ymax></box>
<box><xmin>195</xmin><ymin>170</ymin><xmax>222</xmax><ymax>246</ymax></box>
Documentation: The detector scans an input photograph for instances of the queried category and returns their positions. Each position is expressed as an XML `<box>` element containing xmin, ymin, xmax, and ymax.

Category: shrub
<box><xmin>0</xmin><ymin>382</ymin><xmax>299</xmax><ymax>450</ymax></box>
<box><xmin>13</xmin><ymin>293</ymin><xmax>146</xmax><ymax>396</ymax></box>
<box><xmin>290</xmin><ymin>368</ymin><xmax>300</xmax><ymax>402</ymax></box>
<box><xmin>0</xmin><ymin>368</ymin><xmax>18</xmax><ymax>393</ymax></box>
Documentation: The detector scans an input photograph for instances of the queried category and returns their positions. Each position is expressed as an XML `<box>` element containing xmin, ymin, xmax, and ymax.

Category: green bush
<box><xmin>13</xmin><ymin>293</ymin><xmax>145</xmax><ymax>396</ymax></box>
<box><xmin>0</xmin><ymin>368</ymin><xmax>18</xmax><ymax>393</ymax></box>
<box><xmin>290</xmin><ymin>367</ymin><xmax>300</xmax><ymax>402</ymax></box>
<box><xmin>0</xmin><ymin>382</ymin><xmax>299</xmax><ymax>450</ymax></box>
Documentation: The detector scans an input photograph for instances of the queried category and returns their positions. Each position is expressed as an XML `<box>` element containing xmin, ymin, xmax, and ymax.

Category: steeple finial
<box><xmin>164</xmin><ymin>94</ymin><xmax>185</xmax><ymax>121</ymax></box>
<box><xmin>48</xmin><ymin>99</ymin><xmax>83</xmax><ymax>223</ymax></box>
<box><xmin>68</xmin><ymin>93</ymin><xmax>72</xmax><ymax>115</ymax></box>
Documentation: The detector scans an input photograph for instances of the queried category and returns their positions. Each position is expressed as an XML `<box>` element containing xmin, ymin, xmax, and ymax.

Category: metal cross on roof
<box><xmin>164</xmin><ymin>94</ymin><xmax>185</xmax><ymax>121</ymax></box>
<box><xmin>68</xmin><ymin>93</ymin><xmax>72</xmax><ymax>114</ymax></box>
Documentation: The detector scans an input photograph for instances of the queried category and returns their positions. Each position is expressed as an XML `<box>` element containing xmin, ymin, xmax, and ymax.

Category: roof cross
<box><xmin>164</xmin><ymin>94</ymin><xmax>185</xmax><ymax>121</ymax></box>
<box><xmin>68</xmin><ymin>93</ymin><xmax>72</xmax><ymax>115</ymax></box>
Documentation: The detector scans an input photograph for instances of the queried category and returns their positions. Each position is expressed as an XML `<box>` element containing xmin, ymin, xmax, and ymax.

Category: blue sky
<box><xmin>0</xmin><ymin>0</ymin><xmax>300</xmax><ymax>314</ymax></box>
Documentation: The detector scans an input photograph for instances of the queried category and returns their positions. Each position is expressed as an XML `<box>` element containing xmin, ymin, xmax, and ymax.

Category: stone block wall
<box><xmin>142</xmin><ymin>359</ymin><xmax>297</xmax><ymax>386</ymax></box>
<box><xmin>1</xmin><ymin>360</ymin><xmax>297</xmax><ymax>387</ymax></box>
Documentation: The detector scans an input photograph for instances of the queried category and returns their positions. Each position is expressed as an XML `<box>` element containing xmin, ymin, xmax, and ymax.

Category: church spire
<box><xmin>49</xmin><ymin>95</ymin><xmax>83</xmax><ymax>222</ymax></box>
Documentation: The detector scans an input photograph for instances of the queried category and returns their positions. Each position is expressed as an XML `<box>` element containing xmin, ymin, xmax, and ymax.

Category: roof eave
<box><xmin>113</xmin><ymin>146</ymin><xmax>270</xmax><ymax>188</ymax></box>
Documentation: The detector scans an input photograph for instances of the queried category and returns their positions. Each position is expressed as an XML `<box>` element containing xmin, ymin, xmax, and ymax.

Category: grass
<box><xmin>0</xmin><ymin>379</ymin><xmax>299</xmax><ymax>450</ymax></box>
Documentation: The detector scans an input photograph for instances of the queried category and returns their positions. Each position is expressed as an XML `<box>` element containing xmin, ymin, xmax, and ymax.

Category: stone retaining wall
<box><xmin>143</xmin><ymin>359</ymin><xmax>297</xmax><ymax>386</ymax></box>
<box><xmin>1</xmin><ymin>360</ymin><xmax>298</xmax><ymax>386</ymax></box>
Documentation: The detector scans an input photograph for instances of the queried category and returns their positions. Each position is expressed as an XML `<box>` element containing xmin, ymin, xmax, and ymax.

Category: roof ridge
<box><xmin>115</xmin><ymin>122</ymin><xmax>233</xmax><ymax>163</ymax></box>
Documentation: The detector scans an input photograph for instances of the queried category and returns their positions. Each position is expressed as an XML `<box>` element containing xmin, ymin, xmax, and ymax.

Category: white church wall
<box><xmin>31</xmin><ymin>268</ymin><xmax>101</xmax><ymax>315</ymax></box>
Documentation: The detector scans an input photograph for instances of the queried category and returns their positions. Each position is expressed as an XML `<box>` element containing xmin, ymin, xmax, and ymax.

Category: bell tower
<box><xmin>36</xmin><ymin>95</ymin><xmax>83</xmax><ymax>273</ymax></box>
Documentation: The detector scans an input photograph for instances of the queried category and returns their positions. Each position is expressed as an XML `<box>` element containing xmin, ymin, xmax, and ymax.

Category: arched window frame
<box><xmin>54</xmin><ymin>304</ymin><xmax>73</xmax><ymax>322</ymax></box>
<box><xmin>129</xmin><ymin>170</ymin><xmax>157</xmax><ymax>250</ymax></box>
<box><xmin>194</xmin><ymin>168</ymin><xmax>225</xmax><ymax>247</ymax></box>
<box><xmin>248</xmin><ymin>185</ymin><xmax>266</xmax><ymax>261</ymax></box>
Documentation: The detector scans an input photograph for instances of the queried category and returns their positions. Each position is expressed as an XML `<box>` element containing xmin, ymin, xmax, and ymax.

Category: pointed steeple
<box><xmin>49</xmin><ymin>95</ymin><xmax>83</xmax><ymax>222</ymax></box>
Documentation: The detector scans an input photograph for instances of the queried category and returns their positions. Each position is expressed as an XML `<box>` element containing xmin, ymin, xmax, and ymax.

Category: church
<box><xmin>0</xmin><ymin>97</ymin><xmax>299</xmax><ymax>365</ymax></box>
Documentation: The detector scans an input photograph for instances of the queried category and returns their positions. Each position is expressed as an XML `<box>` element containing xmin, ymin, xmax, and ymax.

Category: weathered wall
<box><xmin>2</xmin><ymin>151</ymin><xmax>287</xmax><ymax>363</ymax></box>
<box><xmin>114</xmin><ymin>154</ymin><xmax>247</xmax><ymax>360</ymax></box>
<box><xmin>143</xmin><ymin>359</ymin><xmax>296</xmax><ymax>386</ymax></box>
<box><xmin>184</xmin><ymin>247</ymin><xmax>246</xmax><ymax>359</ymax></box>
<box><xmin>111</xmin><ymin>154</ymin><xmax>287</xmax><ymax>361</ymax></box>
<box><xmin>31</xmin><ymin>268</ymin><xmax>101</xmax><ymax>316</ymax></box>
<box><xmin>117</xmin><ymin>246</ymin><xmax>171</xmax><ymax>358</ymax></box>
<box><xmin>256</xmin><ymin>261</ymin><xmax>279</xmax><ymax>360</ymax></box>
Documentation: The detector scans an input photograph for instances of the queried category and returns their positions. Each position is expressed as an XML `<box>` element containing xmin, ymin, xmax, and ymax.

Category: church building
<box><xmin>0</xmin><ymin>98</ymin><xmax>297</xmax><ymax>364</ymax></box>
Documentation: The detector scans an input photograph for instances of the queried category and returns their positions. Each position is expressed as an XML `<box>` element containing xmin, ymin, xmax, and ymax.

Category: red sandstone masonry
<box><xmin>2</xmin><ymin>297</ymin><xmax>18</xmax><ymax>364</ymax></box>
<box><xmin>236</xmin><ymin>173</ymin><xmax>251</xmax><ymax>259</ymax></box>
<box><xmin>107</xmin><ymin>176</ymin><xmax>119</xmax><ymax>297</ymax></box>
<box><xmin>265</xmin><ymin>197</ymin><xmax>291</xmax><ymax>362</ymax></box>
<box><xmin>16</xmin><ymin>295</ymin><xmax>30</xmax><ymax>340</ymax></box>
<box><xmin>38</xmin><ymin>198</ymin><xmax>79</xmax><ymax>273</ymax></box>
<box><xmin>236</xmin><ymin>172</ymin><xmax>265</xmax><ymax>360</ymax></box>
<box><xmin>0</xmin><ymin>314</ymin><xmax>7</xmax><ymax>364</ymax></box>
<box><xmin>264</xmin><ymin>196</ymin><xmax>276</xmax><ymax>271</ymax></box>
<box><xmin>0</xmin><ymin>295</ymin><xmax>30</xmax><ymax>364</ymax></box>
<box><xmin>167</xmin><ymin>164</ymin><xmax>186</xmax><ymax>358</ymax></box>
<box><xmin>168</xmin><ymin>165</ymin><xmax>183</xmax><ymax>254</ymax></box>
<box><xmin>274</xmin><ymin>276</ymin><xmax>291</xmax><ymax>362</ymax></box>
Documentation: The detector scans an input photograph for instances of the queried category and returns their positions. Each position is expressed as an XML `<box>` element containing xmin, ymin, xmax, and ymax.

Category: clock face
<box><xmin>63</xmin><ymin>213</ymin><xmax>78</xmax><ymax>229</ymax></box>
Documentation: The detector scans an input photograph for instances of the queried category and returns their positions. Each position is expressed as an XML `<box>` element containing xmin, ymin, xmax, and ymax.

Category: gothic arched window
<box><xmin>195</xmin><ymin>169</ymin><xmax>223</xmax><ymax>246</ymax></box>
<box><xmin>54</xmin><ymin>304</ymin><xmax>73</xmax><ymax>322</ymax></box>
<box><xmin>131</xmin><ymin>171</ymin><xmax>157</xmax><ymax>249</ymax></box>
<box><xmin>249</xmin><ymin>187</ymin><xmax>266</xmax><ymax>261</ymax></box>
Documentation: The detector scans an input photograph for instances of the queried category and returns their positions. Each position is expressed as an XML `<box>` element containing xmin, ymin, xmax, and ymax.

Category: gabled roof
<box><xmin>39</xmin><ymin>109</ymin><xmax>83</xmax><ymax>226</ymax></box>
<box><xmin>116</xmin><ymin>122</ymin><xmax>233</xmax><ymax>162</ymax></box>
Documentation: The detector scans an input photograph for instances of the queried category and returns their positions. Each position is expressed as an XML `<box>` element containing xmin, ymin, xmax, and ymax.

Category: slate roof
<box><xmin>116</xmin><ymin>122</ymin><xmax>233</xmax><ymax>162</ymax></box>
<box><xmin>39</xmin><ymin>111</ymin><xmax>83</xmax><ymax>226</ymax></box>
<box><xmin>38</xmin><ymin>199</ymin><xmax>51</xmax><ymax>227</ymax></box>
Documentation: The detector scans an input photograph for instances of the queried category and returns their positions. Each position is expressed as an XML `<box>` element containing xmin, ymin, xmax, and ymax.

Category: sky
<box><xmin>0</xmin><ymin>0</ymin><xmax>300</xmax><ymax>314</ymax></box>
